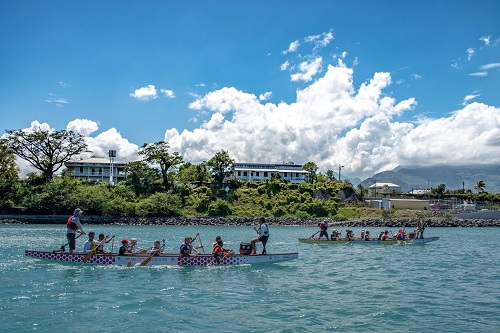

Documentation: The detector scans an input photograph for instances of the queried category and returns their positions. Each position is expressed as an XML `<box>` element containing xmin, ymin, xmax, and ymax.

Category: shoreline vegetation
<box><xmin>2</xmin><ymin>213</ymin><xmax>500</xmax><ymax>227</ymax></box>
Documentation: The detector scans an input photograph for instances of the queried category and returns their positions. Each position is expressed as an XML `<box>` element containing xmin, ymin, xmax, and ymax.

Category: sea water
<box><xmin>1</xmin><ymin>224</ymin><xmax>499</xmax><ymax>333</ymax></box>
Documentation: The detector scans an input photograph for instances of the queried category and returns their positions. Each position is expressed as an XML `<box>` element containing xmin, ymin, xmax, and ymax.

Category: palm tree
<box><xmin>474</xmin><ymin>180</ymin><xmax>486</xmax><ymax>193</ymax></box>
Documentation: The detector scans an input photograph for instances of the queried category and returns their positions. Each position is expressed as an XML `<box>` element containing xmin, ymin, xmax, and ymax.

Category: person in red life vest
<box><xmin>66</xmin><ymin>208</ymin><xmax>86</xmax><ymax>254</ymax></box>
<box><xmin>212</xmin><ymin>239</ymin><xmax>226</xmax><ymax>264</ymax></box>
<box><xmin>317</xmin><ymin>221</ymin><xmax>329</xmax><ymax>240</ymax></box>
<box><xmin>381</xmin><ymin>230</ymin><xmax>391</xmax><ymax>240</ymax></box>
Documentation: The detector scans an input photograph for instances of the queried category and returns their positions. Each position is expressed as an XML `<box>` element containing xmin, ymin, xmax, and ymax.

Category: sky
<box><xmin>1</xmin><ymin>0</ymin><xmax>500</xmax><ymax>181</ymax></box>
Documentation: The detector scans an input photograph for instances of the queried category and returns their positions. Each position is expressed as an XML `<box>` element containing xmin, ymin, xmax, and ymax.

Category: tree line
<box><xmin>1</xmin><ymin>126</ymin><xmax>498</xmax><ymax>217</ymax></box>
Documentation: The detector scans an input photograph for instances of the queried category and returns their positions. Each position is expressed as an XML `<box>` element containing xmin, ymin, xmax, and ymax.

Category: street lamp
<box><xmin>338</xmin><ymin>164</ymin><xmax>344</xmax><ymax>181</ymax></box>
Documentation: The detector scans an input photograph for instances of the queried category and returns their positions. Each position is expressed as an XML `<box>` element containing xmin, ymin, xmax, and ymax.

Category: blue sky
<box><xmin>1</xmin><ymin>1</ymin><xmax>500</xmax><ymax>180</ymax></box>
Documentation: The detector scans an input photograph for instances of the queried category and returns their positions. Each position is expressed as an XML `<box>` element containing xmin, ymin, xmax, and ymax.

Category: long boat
<box><xmin>25</xmin><ymin>250</ymin><xmax>298</xmax><ymax>266</ymax></box>
<box><xmin>298</xmin><ymin>236</ymin><xmax>439</xmax><ymax>245</ymax></box>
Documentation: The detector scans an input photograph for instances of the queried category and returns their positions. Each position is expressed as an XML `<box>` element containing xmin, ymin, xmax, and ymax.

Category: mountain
<box><xmin>359</xmin><ymin>165</ymin><xmax>500</xmax><ymax>193</ymax></box>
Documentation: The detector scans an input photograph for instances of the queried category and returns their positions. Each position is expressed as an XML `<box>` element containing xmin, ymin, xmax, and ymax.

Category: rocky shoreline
<box><xmin>1</xmin><ymin>215</ymin><xmax>500</xmax><ymax>227</ymax></box>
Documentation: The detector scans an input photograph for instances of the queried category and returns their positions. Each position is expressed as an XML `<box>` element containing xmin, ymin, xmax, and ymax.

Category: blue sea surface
<box><xmin>1</xmin><ymin>224</ymin><xmax>499</xmax><ymax>332</ymax></box>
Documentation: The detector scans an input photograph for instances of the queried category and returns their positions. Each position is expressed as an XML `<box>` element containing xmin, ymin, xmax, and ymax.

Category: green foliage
<box><xmin>207</xmin><ymin>198</ymin><xmax>232</xmax><ymax>217</ymax></box>
<box><xmin>135</xmin><ymin>192</ymin><xmax>182</xmax><ymax>217</ymax></box>
<box><xmin>139</xmin><ymin>141</ymin><xmax>183</xmax><ymax>188</ymax></box>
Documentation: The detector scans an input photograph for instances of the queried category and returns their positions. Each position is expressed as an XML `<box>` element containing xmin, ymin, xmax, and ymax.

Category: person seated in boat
<box><xmin>212</xmin><ymin>236</ymin><xmax>233</xmax><ymax>255</ymax></box>
<box><xmin>378</xmin><ymin>231</ymin><xmax>384</xmax><ymax>240</ymax></box>
<box><xmin>330</xmin><ymin>229</ymin><xmax>341</xmax><ymax>240</ymax></box>
<box><xmin>83</xmin><ymin>231</ymin><xmax>99</xmax><ymax>254</ymax></box>
<box><xmin>360</xmin><ymin>229</ymin><xmax>365</xmax><ymax>240</ymax></box>
<box><xmin>95</xmin><ymin>233</ymin><xmax>114</xmax><ymax>253</ymax></box>
<box><xmin>317</xmin><ymin>221</ymin><xmax>329</xmax><ymax>240</ymax></box>
<box><xmin>148</xmin><ymin>240</ymin><xmax>163</xmax><ymax>256</ymax></box>
<box><xmin>364</xmin><ymin>230</ymin><xmax>372</xmax><ymax>241</ymax></box>
<box><xmin>395</xmin><ymin>229</ymin><xmax>406</xmax><ymax>240</ymax></box>
<box><xmin>381</xmin><ymin>230</ymin><xmax>391</xmax><ymax>240</ymax></box>
<box><xmin>179</xmin><ymin>237</ymin><xmax>200</xmax><ymax>257</ymax></box>
<box><xmin>345</xmin><ymin>229</ymin><xmax>355</xmax><ymax>241</ymax></box>
<box><xmin>118</xmin><ymin>238</ymin><xmax>129</xmax><ymax>255</ymax></box>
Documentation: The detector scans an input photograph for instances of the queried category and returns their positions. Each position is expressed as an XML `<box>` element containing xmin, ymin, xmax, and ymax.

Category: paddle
<box><xmin>138</xmin><ymin>239</ymin><xmax>165</xmax><ymax>267</ymax></box>
<box><xmin>197</xmin><ymin>233</ymin><xmax>205</xmax><ymax>254</ymax></box>
<box><xmin>82</xmin><ymin>235</ymin><xmax>109</xmax><ymax>263</ymax></box>
<box><xmin>309</xmin><ymin>230</ymin><xmax>320</xmax><ymax>239</ymax></box>
<box><xmin>54</xmin><ymin>233</ymin><xmax>84</xmax><ymax>253</ymax></box>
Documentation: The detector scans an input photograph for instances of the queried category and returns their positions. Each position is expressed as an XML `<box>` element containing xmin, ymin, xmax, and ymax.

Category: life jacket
<box><xmin>320</xmin><ymin>222</ymin><xmax>327</xmax><ymax>231</ymax></box>
<box><xmin>67</xmin><ymin>216</ymin><xmax>78</xmax><ymax>231</ymax></box>
<box><xmin>180</xmin><ymin>244</ymin><xmax>192</xmax><ymax>256</ymax></box>
<box><xmin>212</xmin><ymin>244</ymin><xmax>222</xmax><ymax>256</ymax></box>
<box><xmin>118</xmin><ymin>245</ymin><xmax>127</xmax><ymax>255</ymax></box>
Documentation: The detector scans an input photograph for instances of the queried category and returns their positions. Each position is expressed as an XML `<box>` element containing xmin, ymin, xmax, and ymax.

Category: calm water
<box><xmin>1</xmin><ymin>224</ymin><xmax>499</xmax><ymax>333</ymax></box>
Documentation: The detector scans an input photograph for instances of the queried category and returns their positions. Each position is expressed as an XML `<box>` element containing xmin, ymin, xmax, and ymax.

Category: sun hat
<box><xmin>73</xmin><ymin>208</ymin><xmax>83</xmax><ymax>216</ymax></box>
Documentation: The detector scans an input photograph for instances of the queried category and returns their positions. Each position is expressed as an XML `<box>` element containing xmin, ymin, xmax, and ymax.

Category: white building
<box><xmin>233</xmin><ymin>163</ymin><xmax>308</xmax><ymax>183</ymax></box>
<box><xmin>367</xmin><ymin>182</ymin><xmax>401</xmax><ymax>197</ymax></box>
<box><xmin>64</xmin><ymin>157</ymin><xmax>127</xmax><ymax>184</ymax></box>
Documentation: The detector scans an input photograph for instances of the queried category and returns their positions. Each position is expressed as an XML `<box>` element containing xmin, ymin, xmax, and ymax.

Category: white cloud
<box><xmin>467</xmin><ymin>48</ymin><xmax>475</xmax><ymax>61</ymax></box>
<box><xmin>480</xmin><ymin>36</ymin><xmax>491</xmax><ymax>46</ymax></box>
<box><xmin>290</xmin><ymin>57</ymin><xmax>323</xmax><ymax>82</ymax></box>
<box><xmin>259</xmin><ymin>92</ymin><xmax>272</xmax><ymax>101</ymax></box>
<box><xmin>462</xmin><ymin>93</ymin><xmax>480</xmax><ymax>105</ymax></box>
<box><xmin>161</xmin><ymin>89</ymin><xmax>175</xmax><ymax>98</ymax></box>
<box><xmin>130</xmin><ymin>85</ymin><xmax>158</xmax><ymax>101</ymax></box>
<box><xmin>305</xmin><ymin>31</ymin><xmax>334</xmax><ymax>49</ymax></box>
<box><xmin>280</xmin><ymin>60</ymin><xmax>290</xmax><ymax>71</ymax></box>
<box><xmin>282</xmin><ymin>40</ymin><xmax>300</xmax><ymax>54</ymax></box>
<box><xmin>66</xmin><ymin>119</ymin><xmax>99</xmax><ymax>136</ymax></box>
<box><xmin>469</xmin><ymin>71</ymin><xmax>488</xmax><ymax>77</ymax></box>
<box><xmin>163</xmin><ymin>59</ymin><xmax>500</xmax><ymax>180</ymax></box>
<box><xmin>45</xmin><ymin>94</ymin><xmax>69</xmax><ymax>106</ymax></box>
<box><xmin>480</xmin><ymin>63</ymin><xmax>500</xmax><ymax>70</ymax></box>
<box><xmin>411</xmin><ymin>73</ymin><xmax>422</xmax><ymax>80</ymax></box>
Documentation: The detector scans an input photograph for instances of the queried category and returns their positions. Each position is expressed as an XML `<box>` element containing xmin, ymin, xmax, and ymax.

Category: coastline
<box><xmin>1</xmin><ymin>214</ymin><xmax>500</xmax><ymax>227</ymax></box>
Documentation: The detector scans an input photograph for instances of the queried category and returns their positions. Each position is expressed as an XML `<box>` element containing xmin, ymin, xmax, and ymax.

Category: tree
<box><xmin>475</xmin><ymin>180</ymin><xmax>486</xmax><ymax>194</ymax></box>
<box><xmin>139</xmin><ymin>141</ymin><xmax>184</xmax><ymax>187</ymax></box>
<box><xmin>431</xmin><ymin>184</ymin><xmax>446</xmax><ymax>199</ymax></box>
<box><xmin>177</xmin><ymin>162</ymin><xmax>211</xmax><ymax>186</ymax></box>
<box><xmin>123</xmin><ymin>161</ymin><xmax>161</xmax><ymax>196</ymax></box>
<box><xmin>302</xmin><ymin>161</ymin><xmax>318</xmax><ymax>184</ymax></box>
<box><xmin>325</xmin><ymin>169</ymin><xmax>336</xmax><ymax>181</ymax></box>
<box><xmin>207</xmin><ymin>150</ymin><xmax>234</xmax><ymax>187</ymax></box>
<box><xmin>0</xmin><ymin>127</ymin><xmax>89</xmax><ymax>181</ymax></box>
<box><xmin>0</xmin><ymin>143</ymin><xmax>21</xmax><ymax>213</ymax></box>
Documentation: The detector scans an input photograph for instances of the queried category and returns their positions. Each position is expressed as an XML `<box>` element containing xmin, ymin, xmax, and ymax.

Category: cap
<box><xmin>121</xmin><ymin>238</ymin><xmax>128</xmax><ymax>244</ymax></box>
<box><xmin>130</xmin><ymin>238</ymin><xmax>137</xmax><ymax>243</ymax></box>
<box><xmin>73</xmin><ymin>208</ymin><xmax>83</xmax><ymax>216</ymax></box>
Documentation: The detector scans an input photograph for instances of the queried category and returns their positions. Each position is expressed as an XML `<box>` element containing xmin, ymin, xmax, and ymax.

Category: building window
<box><xmin>256</xmin><ymin>172</ymin><xmax>259</xmax><ymax>176</ymax></box>
<box><xmin>243</xmin><ymin>172</ymin><xmax>247</xmax><ymax>177</ymax></box>
<box><xmin>80</xmin><ymin>167</ymin><xmax>83</xmax><ymax>173</ymax></box>
<box><xmin>238</xmin><ymin>171</ymin><xmax>241</xmax><ymax>176</ymax></box>
<box><xmin>284</xmin><ymin>172</ymin><xmax>288</xmax><ymax>177</ymax></box>
<box><xmin>264</xmin><ymin>172</ymin><xmax>268</xmax><ymax>177</ymax></box>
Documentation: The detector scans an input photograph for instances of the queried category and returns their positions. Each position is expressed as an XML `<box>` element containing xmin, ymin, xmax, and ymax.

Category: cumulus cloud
<box><xmin>290</xmin><ymin>57</ymin><xmax>323</xmax><ymax>82</ymax></box>
<box><xmin>480</xmin><ymin>36</ymin><xmax>491</xmax><ymax>46</ymax></box>
<box><xmin>163</xmin><ymin>59</ymin><xmax>500</xmax><ymax>180</ymax></box>
<box><xmin>66</xmin><ymin>119</ymin><xmax>99</xmax><ymax>136</ymax></box>
<box><xmin>259</xmin><ymin>92</ymin><xmax>272</xmax><ymax>101</ymax></box>
<box><xmin>282</xmin><ymin>40</ymin><xmax>300</xmax><ymax>54</ymax></box>
<box><xmin>130</xmin><ymin>85</ymin><xmax>158</xmax><ymax>101</ymax></box>
<box><xmin>280</xmin><ymin>60</ymin><xmax>290</xmax><ymax>71</ymax></box>
<box><xmin>161</xmin><ymin>89</ymin><xmax>176</xmax><ymax>98</ymax></box>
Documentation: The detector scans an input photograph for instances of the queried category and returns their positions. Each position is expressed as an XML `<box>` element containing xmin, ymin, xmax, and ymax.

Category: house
<box><xmin>367</xmin><ymin>198</ymin><xmax>429</xmax><ymax>210</ymax></box>
<box><xmin>233</xmin><ymin>163</ymin><xmax>308</xmax><ymax>183</ymax></box>
<box><xmin>64</xmin><ymin>157</ymin><xmax>127</xmax><ymax>184</ymax></box>
<box><xmin>367</xmin><ymin>182</ymin><xmax>401</xmax><ymax>197</ymax></box>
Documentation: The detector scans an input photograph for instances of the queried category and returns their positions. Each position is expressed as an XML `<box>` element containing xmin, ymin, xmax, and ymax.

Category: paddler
<box><xmin>82</xmin><ymin>231</ymin><xmax>98</xmax><ymax>254</ymax></box>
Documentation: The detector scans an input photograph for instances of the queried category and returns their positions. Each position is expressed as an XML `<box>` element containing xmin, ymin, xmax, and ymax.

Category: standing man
<box><xmin>251</xmin><ymin>216</ymin><xmax>269</xmax><ymax>255</ymax></box>
<box><xmin>67</xmin><ymin>208</ymin><xmax>86</xmax><ymax>254</ymax></box>
<box><xmin>318</xmin><ymin>220</ymin><xmax>329</xmax><ymax>240</ymax></box>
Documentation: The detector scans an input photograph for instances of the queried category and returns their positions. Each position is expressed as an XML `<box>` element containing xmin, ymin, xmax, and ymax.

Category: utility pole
<box><xmin>109</xmin><ymin>150</ymin><xmax>116</xmax><ymax>185</ymax></box>
<box><xmin>338</xmin><ymin>164</ymin><xmax>344</xmax><ymax>181</ymax></box>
